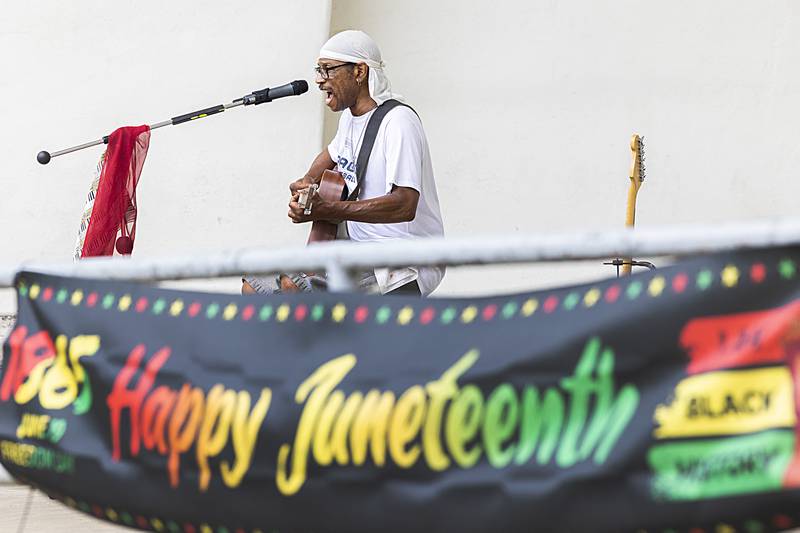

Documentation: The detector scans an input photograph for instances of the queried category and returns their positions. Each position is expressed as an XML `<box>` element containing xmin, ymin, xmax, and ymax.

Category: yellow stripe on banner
<box><xmin>654</xmin><ymin>367</ymin><xmax>796</xmax><ymax>439</ymax></box>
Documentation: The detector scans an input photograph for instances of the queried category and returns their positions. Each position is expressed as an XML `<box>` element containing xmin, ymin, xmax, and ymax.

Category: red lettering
<box><xmin>21</xmin><ymin>332</ymin><xmax>57</xmax><ymax>383</ymax></box>
<box><xmin>141</xmin><ymin>386</ymin><xmax>177</xmax><ymax>454</ymax></box>
<box><xmin>0</xmin><ymin>326</ymin><xmax>27</xmax><ymax>400</ymax></box>
<box><xmin>5</xmin><ymin>330</ymin><xmax>58</xmax><ymax>404</ymax></box>
<box><xmin>167</xmin><ymin>384</ymin><xmax>205</xmax><ymax>488</ymax></box>
<box><xmin>106</xmin><ymin>344</ymin><xmax>171</xmax><ymax>461</ymax></box>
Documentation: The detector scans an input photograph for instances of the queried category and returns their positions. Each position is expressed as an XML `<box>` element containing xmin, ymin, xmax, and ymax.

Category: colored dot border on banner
<box><xmin>16</xmin><ymin>475</ymin><xmax>800</xmax><ymax>533</ymax></box>
<box><xmin>13</xmin><ymin>257</ymin><xmax>798</xmax><ymax>327</ymax></box>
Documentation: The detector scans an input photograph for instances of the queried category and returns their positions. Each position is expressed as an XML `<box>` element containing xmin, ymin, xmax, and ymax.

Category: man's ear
<box><xmin>356</xmin><ymin>63</ymin><xmax>369</xmax><ymax>84</ymax></box>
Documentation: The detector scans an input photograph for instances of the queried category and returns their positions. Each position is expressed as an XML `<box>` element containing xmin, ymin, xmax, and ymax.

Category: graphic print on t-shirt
<box><xmin>335</xmin><ymin>153</ymin><xmax>358</xmax><ymax>193</ymax></box>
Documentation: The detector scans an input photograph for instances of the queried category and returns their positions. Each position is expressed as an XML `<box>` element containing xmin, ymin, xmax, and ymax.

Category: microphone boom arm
<box><xmin>37</xmin><ymin>80</ymin><xmax>307</xmax><ymax>165</ymax></box>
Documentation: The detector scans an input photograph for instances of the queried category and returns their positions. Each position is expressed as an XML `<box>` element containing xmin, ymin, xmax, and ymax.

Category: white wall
<box><xmin>328</xmin><ymin>0</ymin><xmax>800</xmax><ymax>295</ymax></box>
<box><xmin>0</xmin><ymin>0</ymin><xmax>332</xmax><ymax>311</ymax></box>
<box><xmin>3</xmin><ymin>1</ymin><xmax>799</xmax><ymax>306</ymax></box>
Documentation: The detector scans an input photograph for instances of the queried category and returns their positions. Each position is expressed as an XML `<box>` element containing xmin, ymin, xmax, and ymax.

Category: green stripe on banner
<box><xmin>648</xmin><ymin>430</ymin><xmax>795</xmax><ymax>501</ymax></box>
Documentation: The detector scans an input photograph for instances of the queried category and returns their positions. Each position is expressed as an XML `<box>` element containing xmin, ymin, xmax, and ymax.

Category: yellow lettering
<box><xmin>330</xmin><ymin>392</ymin><xmax>363</xmax><ymax>465</ymax></box>
<box><xmin>312</xmin><ymin>391</ymin><xmax>344</xmax><ymax>466</ymax></box>
<box><xmin>349</xmin><ymin>390</ymin><xmax>395</xmax><ymax>466</ymax></box>
<box><xmin>276</xmin><ymin>354</ymin><xmax>355</xmax><ymax>496</ymax></box>
<box><xmin>196</xmin><ymin>385</ymin><xmax>236</xmax><ymax>491</ymax></box>
<box><xmin>68</xmin><ymin>335</ymin><xmax>100</xmax><ymax>383</ymax></box>
<box><xmin>423</xmin><ymin>349</ymin><xmax>479</xmax><ymax>470</ymax></box>
<box><xmin>16</xmin><ymin>413</ymin><xmax>51</xmax><ymax>440</ymax></box>
<box><xmin>221</xmin><ymin>388</ymin><xmax>271</xmax><ymax>488</ymax></box>
<box><xmin>39</xmin><ymin>335</ymin><xmax>78</xmax><ymax>410</ymax></box>
<box><xmin>389</xmin><ymin>386</ymin><xmax>426</xmax><ymax>468</ymax></box>
<box><xmin>446</xmin><ymin>385</ymin><xmax>484</xmax><ymax>468</ymax></box>
<box><xmin>0</xmin><ymin>441</ymin><xmax>35</xmax><ymax>466</ymax></box>
<box><xmin>14</xmin><ymin>359</ymin><xmax>53</xmax><ymax>405</ymax></box>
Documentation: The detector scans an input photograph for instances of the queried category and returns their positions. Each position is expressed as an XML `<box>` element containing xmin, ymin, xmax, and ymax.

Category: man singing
<box><xmin>243</xmin><ymin>30</ymin><xmax>444</xmax><ymax>296</ymax></box>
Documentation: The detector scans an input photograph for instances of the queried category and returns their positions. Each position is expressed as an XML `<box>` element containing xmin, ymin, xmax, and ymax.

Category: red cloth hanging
<box><xmin>80</xmin><ymin>125</ymin><xmax>150</xmax><ymax>257</ymax></box>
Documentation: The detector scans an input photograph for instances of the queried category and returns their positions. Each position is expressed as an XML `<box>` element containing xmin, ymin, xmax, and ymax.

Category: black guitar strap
<box><xmin>346</xmin><ymin>99</ymin><xmax>417</xmax><ymax>201</ymax></box>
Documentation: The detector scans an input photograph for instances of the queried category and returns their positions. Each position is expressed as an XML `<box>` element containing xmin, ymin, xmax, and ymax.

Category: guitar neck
<box><xmin>621</xmin><ymin>184</ymin><xmax>638</xmax><ymax>275</ymax></box>
<box><xmin>625</xmin><ymin>182</ymin><xmax>639</xmax><ymax>228</ymax></box>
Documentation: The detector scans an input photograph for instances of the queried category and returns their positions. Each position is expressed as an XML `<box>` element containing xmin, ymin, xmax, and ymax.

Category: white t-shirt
<box><xmin>327</xmin><ymin>105</ymin><xmax>445</xmax><ymax>296</ymax></box>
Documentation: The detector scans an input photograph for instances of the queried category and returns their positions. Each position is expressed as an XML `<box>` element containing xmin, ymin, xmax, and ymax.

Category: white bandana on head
<box><xmin>319</xmin><ymin>30</ymin><xmax>403</xmax><ymax>106</ymax></box>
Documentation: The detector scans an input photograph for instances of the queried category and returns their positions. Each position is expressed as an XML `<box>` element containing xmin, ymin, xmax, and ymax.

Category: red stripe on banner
<box><xmin>680</xmin><ymin>299</ymin><xmax>800</xmax><ymax>374</ymax></box>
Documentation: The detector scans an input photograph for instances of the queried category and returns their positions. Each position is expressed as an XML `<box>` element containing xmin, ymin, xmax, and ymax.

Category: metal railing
<box><xmin>3</xmin><ymin>218</ymin><xmax>800</xmax><ymax>290</ymax></box>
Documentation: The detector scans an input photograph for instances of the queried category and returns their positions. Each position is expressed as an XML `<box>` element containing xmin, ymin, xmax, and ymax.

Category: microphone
<box><xmin>243</xmin><ymin>80</ymin><xmax>309</xmax><ymax>106</ymax></box>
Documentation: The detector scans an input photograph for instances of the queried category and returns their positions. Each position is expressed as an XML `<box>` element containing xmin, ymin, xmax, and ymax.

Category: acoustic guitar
<box><xmin>297</xmin><ymin>169</ymin><xmax>347</xmax><ymax>244</ymax></box>
<box><xmin>621</xmin><ymin>134</ymin><xmax>646</xmax><ymax>275</ymax></box>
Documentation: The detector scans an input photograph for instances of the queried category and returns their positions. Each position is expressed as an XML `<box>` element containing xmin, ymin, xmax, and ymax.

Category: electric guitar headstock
<box><xmin>629</xmin><ymin>134</ymin><xmax>646</xmax><ymax>196</ymax></box>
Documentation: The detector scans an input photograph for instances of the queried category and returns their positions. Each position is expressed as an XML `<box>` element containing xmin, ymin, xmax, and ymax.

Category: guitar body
<box><xmin>307</xmin><ymin>169</ymin><xmax>346</xmax><ymax>244</ymax></box>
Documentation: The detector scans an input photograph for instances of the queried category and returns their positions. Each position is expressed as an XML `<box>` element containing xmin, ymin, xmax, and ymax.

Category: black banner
<box><xmin>3</xmin><ymin>247</ymin><xmax>800</xmax><ymax>532</ymax></box>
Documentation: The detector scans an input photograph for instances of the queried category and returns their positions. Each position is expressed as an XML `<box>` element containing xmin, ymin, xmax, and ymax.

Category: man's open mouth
<box><xmin>321</xmin><ymin>87</ymin><xmax>334</xmax><ymax>105</ymax></box>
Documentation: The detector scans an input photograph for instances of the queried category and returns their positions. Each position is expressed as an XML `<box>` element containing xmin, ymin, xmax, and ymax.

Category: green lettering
<box><xmin>446</xmin><ymin>385</ymin><xmax>484</xmax><ymax>467</ymax></box>
<box><xmin>483</xmin><ymin>384</ymin><xmax>519</xmax><ymax>468</ymax></box>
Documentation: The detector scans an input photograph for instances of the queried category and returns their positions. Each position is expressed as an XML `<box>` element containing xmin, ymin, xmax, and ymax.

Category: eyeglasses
<box><xmin>314</xmin><ymin>63</ymin><xmax>353</xmax><ymax>80</ymax></box>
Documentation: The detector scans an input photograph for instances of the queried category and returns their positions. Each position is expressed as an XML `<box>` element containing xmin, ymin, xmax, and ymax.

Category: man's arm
<box><xmin>289</xmin><ymin>149</ymin><xmax>336</xmax><ymax>193</ymax></box>
<box><xmin>288</xmin><ymin>185</ymin><xmax>419</xmax><ymax>224</ymax></box>
<box><xmin>290</xmin><ymin>108</ymin><xmax>424</xmax><ymax>225</ymax></box>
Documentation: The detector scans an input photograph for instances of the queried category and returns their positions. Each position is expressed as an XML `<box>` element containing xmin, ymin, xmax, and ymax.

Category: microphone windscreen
<box><xmin>292</xmin><ymin>80</ymin><xmax>309</xmax><ymax>95</ymax></box>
